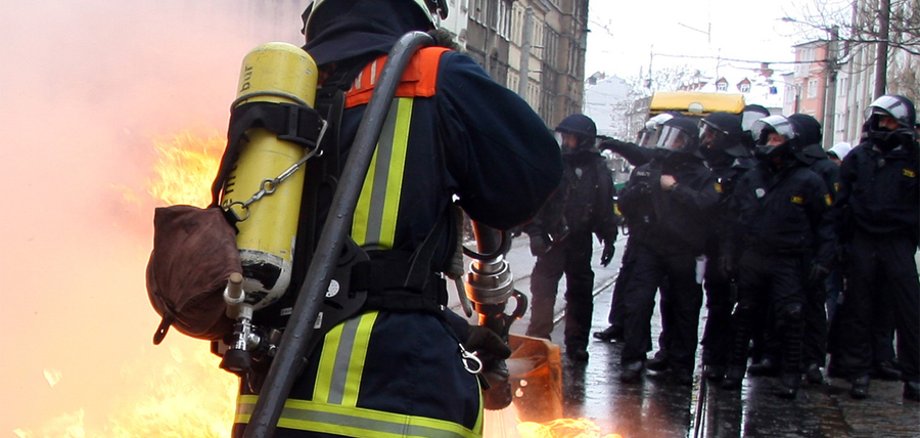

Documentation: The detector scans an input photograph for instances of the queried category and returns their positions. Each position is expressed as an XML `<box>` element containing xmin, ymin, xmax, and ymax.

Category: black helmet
<box><xmin>700</xmin><ymin>112</ymin><xmax>746</xmax><ymax>158</ymax></box>
<box><xmin>656</xmin><ymin>116</ymin><xmax>700</xmax><ymax>155</ymax></box>
<box><xmin>556</xmin><ymin>114</ymin><xmax>597</xmax><ymax>151</ymax></box>
<box><xmin>556</xmin><ymin>113</ymin><xmax>597</xmax><ymax>139</ymax></box>
<box><xmin>787</xmin><ymin>113</ymin><xmax>822</xmax><ymax>147</ymax></box>
<box><xmin>863</xmin><ymin>94</ymin><xmax>917</xmax><ymax>149</ymax></box>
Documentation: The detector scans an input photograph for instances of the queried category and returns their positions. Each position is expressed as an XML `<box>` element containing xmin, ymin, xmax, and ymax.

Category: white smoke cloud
<box><xmin>0</xmin><ymin>0</ymin><xmax>304</xmax><ymax>433</ymax></box>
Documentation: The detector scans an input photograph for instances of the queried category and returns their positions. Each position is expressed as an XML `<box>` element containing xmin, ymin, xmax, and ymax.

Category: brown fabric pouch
<box><xmin>146</xmin><ymin>205</ymin><xmax>241</xmax><ymax>344</ymax></box>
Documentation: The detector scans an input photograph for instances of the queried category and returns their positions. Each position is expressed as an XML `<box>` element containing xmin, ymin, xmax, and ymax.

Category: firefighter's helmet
<box><xmin>302</xmin><ymin>0</ymin><xmax>448</xmax><ymax>40</ymax></box>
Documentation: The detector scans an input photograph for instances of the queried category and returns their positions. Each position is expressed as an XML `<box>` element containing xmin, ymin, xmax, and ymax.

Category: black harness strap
<box><xmin>210</xmin><ymin>101</ymin><xmax>325</xmax><ymax>207</ymax></box>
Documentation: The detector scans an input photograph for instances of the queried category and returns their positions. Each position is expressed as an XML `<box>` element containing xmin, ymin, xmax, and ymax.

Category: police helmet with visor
<box><xmin>555</xmin><ymin>114</ymin><xmax>597</xmax><ymax>150</ymax></box>
<box><xmin>863</xmin><ymin>94</ymin><xmax>917</xmax><ymax>147</ymax></box>
<box><xmin>656</xmin><ymin>116</ymin><xmax>700</xmax><ymax>154</ymax></box>
<box><xmin>638</xmin><ymin>113</ymin><xmax>675</xmax><ymax>147</ymax></box>
<box><xmin>699</xmin><ymin>112</ymin><xmax>746</xmax><ymax>158</ymax></box>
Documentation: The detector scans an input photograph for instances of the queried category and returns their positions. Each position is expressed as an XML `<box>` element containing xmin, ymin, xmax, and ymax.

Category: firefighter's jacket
<box><xmin>618</xmin><ymin>153</ymin><xmax>719</xmax><ymax>256</ymax></box>
<box><xmin>724</xmin><ymin>161</ymin><xmax>835</xmax><ymax>266</ymax></box>
<box><xmin>524</xmin><ymin>149</ymin><xmax>618</xmax><ymax>245</ymax></box>
<box><xmin>234</xmin><ymin>48</ymin><xmax>561</xmax><ymax>438</ymax></box>
<box><xmin>835</xmin><ymin>140</ymin><xmax>919</xmax><ymax>245</ymax></box>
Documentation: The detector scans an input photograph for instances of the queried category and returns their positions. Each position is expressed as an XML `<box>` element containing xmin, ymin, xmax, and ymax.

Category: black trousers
<box><xmin>833</xmin><ymin>231</ymin><xmax>919</xmax><ymax>382</ymax></box>
<box><xmin>607</xmin><ymin>235</ymin><xmax>638</xmax><ymax>328</ymax></box>
<box><xmin>728</xmin><ymin>251</ymin><xmax>806</xmax><ymax>374</ymax></box>
<box><xmin>701</xmin><ymin>251</ymin><xmax>733</xmax><ymax>368</ymax></box>
<box><xmin>620</xmin><ymin>244</ymin><xmax>702</xmax><ymax>373</ymax></box>
<box><xmin>527</xmin><ymin>231</ymin><xmax>596</xmax><ymax>351</ymax></box>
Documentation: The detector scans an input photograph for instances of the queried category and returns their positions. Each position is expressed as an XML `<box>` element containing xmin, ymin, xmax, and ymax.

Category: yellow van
<box><xmin>648</xmin><ymin>91</ymin><xmax>746</xmax><ymax>118</ymax></box>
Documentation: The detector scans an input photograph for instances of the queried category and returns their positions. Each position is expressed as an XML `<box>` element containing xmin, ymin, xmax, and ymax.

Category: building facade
<box><xmin>457</xmin><ymin>0</ymin><xmax>590</xmax><ymax>128</ymax></box>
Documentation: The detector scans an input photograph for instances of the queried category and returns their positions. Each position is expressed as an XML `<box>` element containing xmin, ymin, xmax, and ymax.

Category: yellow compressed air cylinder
<box><xmin>222</xmin><ymin>42</ymin><xmax>318</xmax><ymax>309</ymax></box>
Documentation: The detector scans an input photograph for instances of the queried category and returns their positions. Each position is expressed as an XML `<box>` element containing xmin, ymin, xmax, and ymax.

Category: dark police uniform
<box><xmin>618</xmin><ymin>153</ymin><xmax>718</xmax><ymax>382</ymax></box>
<box><xmin>722</xmin><ymin>160</ymin><xmax>835</xmax><ymax>394</ymax></box>
<box><xmin>525</xmin><ymin>147</ymin><xmax>618</xmax><ymax>357</ymax></box>
<box><xmin>832</xmin><ymin>138</ymin><xmax>919</xmax><ymax>392</ymax></box>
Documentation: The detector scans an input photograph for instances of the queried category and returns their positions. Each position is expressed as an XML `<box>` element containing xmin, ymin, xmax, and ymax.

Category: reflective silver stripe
<box><xmin>326</xmin><ymin>316</ymin><xmax>361</xmax><ymax>404</ymax></box>
<box><xmin>370</xmin><ymin>60</ymin><xmax>378</xmax><ymax>86</ymax></box>
<box><xmin>236</xmin><ymin>397</ymin><xmax>479</xmax><ymax>438</ymax></box>
<box><xmin>363</xmin><ymin>99</ymin><xmax>400</xmax><ymax>246</ymax></box>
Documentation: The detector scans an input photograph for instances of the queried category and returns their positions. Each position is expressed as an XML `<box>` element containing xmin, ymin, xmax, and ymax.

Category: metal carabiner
<box><xmin>458</xmin><ymin>343</ymin><xmax>483</xmax><ymax>374</ymax></box>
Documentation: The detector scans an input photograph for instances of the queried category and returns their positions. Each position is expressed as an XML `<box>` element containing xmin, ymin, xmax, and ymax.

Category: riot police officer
<box><xmin>525</xmin><ymin>114</ymin><xmax>619</xmax><ymax>361</ymax></box>
<box><xmin>787</xmin><ymin>113</ymin><xmax>839</xmax><ymax>385</ymax></box>
<box><xmin>720</xmin><ymin>115</ymin><xmax>835</xmax><ymax>399</ymax></box>
<box><xmin>697</xmin><ymin>112</ymin><xmax>753</xmax><ymax>382</ymax></box>
<box><xmin>832</xmin><ymin>95</ymin><xmax>919</xmax><ymax>401</ymax></box>
<box><xmin>616</xmin><ymin>116</ymin><xmax>718</xmax><ymax>385</ymax></box>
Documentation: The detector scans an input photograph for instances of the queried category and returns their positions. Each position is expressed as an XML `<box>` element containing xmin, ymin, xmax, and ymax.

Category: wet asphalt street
<box><xmin>448</xmin><ymin>234</ymin><xmax>920</xmax><ymax>437</ymax></box>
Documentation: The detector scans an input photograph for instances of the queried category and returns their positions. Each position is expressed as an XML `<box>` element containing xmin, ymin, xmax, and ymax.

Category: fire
<box><xmin>518</xmin><ymin>418</ymin><xmax>623</xmax><ymax>438</ymax></box>
<box><xmin>148</xmin><ymin>131</ymin><xmax>225</xmax><ymax>207</ymax></box>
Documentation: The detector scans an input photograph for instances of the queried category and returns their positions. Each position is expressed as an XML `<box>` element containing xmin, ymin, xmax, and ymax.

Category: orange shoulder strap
<box><xmin>344</xmin><ymin>46</ymin><xmax>450</xmax><ymax>108</ymax></box>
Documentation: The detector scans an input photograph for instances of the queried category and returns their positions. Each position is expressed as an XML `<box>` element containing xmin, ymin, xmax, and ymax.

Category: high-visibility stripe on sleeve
<box><xmin>235</xmin><ymin>395</ymin><xmax>480</xmax><ymax>438</ymax></box>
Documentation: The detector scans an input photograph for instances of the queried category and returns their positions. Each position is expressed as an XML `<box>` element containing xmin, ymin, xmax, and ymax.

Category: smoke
<box><xmin>0</xmin><ymin>0</ymin><xmax>303</xmax><ymax>434</ymax></box>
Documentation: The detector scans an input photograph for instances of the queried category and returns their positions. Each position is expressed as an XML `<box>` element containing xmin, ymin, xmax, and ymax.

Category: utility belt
<box><xmin>352</xmin><ymin>251</ymin><xmax>448</xmax><ymax>313</ymax></box>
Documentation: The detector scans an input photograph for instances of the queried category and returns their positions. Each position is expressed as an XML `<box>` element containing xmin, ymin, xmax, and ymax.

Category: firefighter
<box><xmin>616</xmin><ymin>116</ymin><xmax>719</xmax><ymax>385</ymax></box>
<box><xmin>720</xmin><ymin>115</ymin><xmax>835</xmax><ymax>399</ymax></box>
<box><xmin>231</xmin><ymin>1</ymin><xmax>563</xmax><ymax>436</ymax></box>
<box><xmin>696</xmin><ymin>112</ymin><xmax>753</xmax><ymax>382</ymax></box>
<box><xmin>525</xmin><ymin>114</ymin><xmax>619</xmax><ymax>362</ymax></box>
<box><xmin>831</xmin><ymin>95</ymin><xmax>919</xmax><ymax>401</ymax></box>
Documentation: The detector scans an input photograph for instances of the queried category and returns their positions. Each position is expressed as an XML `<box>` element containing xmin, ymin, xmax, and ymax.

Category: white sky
<box><xmin>585</xmin><ymin>0</ymin><xmax>815</xmax><ymax>81</ymax></box>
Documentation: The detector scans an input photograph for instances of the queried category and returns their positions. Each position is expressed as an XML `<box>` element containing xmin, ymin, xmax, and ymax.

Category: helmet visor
<box><xmin>656</xmin><ymin>125</ymin><xmax>691</xmax><ymax>151</ymax></box>
<box><xmin>699</xmin><ymin>120</ymin><xmax>729</xmax><ymax>149</ymax></box>
<box><xmin>751</xmin><ymin>115</ymin><xmax>796</xmax><ymax>146</ymax></box>
<box><xmin>742</xmin><ymin>110</ymin><xmax>769</xmax><ymax>131</ymax></box>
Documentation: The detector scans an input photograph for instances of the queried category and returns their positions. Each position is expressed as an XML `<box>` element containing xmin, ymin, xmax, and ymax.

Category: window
<box><xmin>716</xmin><ymin>81</ymin><xmax>728</xmax><ymax>91</ymax></box>
<box><xmin>511</xmin><ymin>3</ymin><xmax>524</xmax><ymax>44</ymax></box>
<box><xmin>738</xmin><ymin>83</ymin><xmax>751</xmax><ymax>93</ymax></box>
<box><xmin>507</xmin><ymin>71</ymin><xmax>519</xmax><ymax>93</ymax></box>
<box><xmin>544</xmin><ymin>27</ymin><xmax>559</xmax><ymax>66</ymax></box>
<box><xmin>471</xmin><ymin>0</ymin><xmax>485</xmax><ymax>23</ymax></box>
<box><xmin>807</xmin><ymin>78</ymin><xmax>818</xmax><ymax>98</ymax></box>
<box><xmin>496</xmin><ymin>1</ymin><xmax>512</xmax><ymax>40</ymax></box>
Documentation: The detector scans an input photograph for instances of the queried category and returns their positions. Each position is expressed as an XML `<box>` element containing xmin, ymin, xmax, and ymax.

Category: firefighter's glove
<box><xmin>465</xmin><ymin>326</ymin><xmax>513</xmax><ymax>410</ymax></box>
<box><xmin>601</xmin><ymin>240</ymin><xmax>616</xmax><ymax>267</ymax></box>
<box><xmin>529</xmin><ymin>233</ymin><xmax>550</xmax><ymax>257</ymax></box>
<box><xmin>808</xmin><ymin>263</ymin><xmax>831</xmax><ymax>289</ymax></box>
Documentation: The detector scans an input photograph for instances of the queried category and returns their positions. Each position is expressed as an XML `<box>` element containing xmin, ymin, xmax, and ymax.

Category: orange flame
<box><xmin>148</xmin><ymin>131</ymin><xmax>225</xmax><ymax>207</ymax></box>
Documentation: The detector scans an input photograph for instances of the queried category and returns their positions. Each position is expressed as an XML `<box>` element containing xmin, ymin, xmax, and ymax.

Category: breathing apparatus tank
<box><xmin>221</xmin><ymin>42</ymin><xmax>319</xmax><ymax>310</ymax></box>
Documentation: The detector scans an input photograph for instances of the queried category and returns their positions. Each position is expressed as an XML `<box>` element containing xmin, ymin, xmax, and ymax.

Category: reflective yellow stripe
<box><xmin>351</xmin><ymin>98</ymin><xmax>413</xmax><ymax>248</ymax></box>
<box><xmin>236</xmin><ymin>395</ymin><xmax>480</xmax><ymax>438</ymax></box>
<box><xmin>313</xmin><ymin>312</ymin><xmax>378</xmax><ymax>404</ymax></box>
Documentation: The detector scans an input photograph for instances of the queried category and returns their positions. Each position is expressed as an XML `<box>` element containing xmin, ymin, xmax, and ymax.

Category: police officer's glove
<box><xmin>808</xmin><ymin>263</ymin><xmax>831</xmax><ymax>289</ymax></box>
<box><xmin>465</xmin><ymin>326</ymin><xmax>513</xmax><ymax>410</ymax></box>
<box><xmin>601</xmin><ymin>240</ymin><xmax>616</xmax><ymax>267</ymax></box>
<box><xmin>529</xmin><ymin>233</ymin><xmax>550</xmax><ymax>257</ymax></box>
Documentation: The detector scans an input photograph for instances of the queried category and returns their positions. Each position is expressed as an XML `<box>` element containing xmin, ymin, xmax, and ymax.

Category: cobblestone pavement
<box><xmin>449</xmin><ymin>234</ymin><xmax>920</xmax><ymax>437</ymax></box>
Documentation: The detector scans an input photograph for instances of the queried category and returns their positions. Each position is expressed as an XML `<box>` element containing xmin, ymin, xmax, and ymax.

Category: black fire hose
<box><xmin>242</xmin><ymin>31</ymin><xmax>434</xmax><ymax>438</ymax></box>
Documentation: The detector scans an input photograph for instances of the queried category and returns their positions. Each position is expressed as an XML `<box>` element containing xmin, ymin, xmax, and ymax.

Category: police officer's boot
<box><xmin>904</xmin><ymin>381</ymin><xmax>920</xmax><ymax>402</ymax></box>
<box><xmin>776</xmin><ymin>313</ymin><xmax>804</xmax><ymax>399</ymax></box>
<box><xmin>849</xmin><ymin>375</ymin><xmax>870</xmax><ymax>399</ymax></box>
<box><xmin>722</xmin><ymin>309</ymin><xmax>753</xmax><ymax>390</ymax></box>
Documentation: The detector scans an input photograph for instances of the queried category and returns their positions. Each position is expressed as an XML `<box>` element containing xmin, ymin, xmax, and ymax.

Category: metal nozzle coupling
<box><xmin>464</xmin><ymin>255</ymin><xmax>514</xmax><ymax>306</ymax></box>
